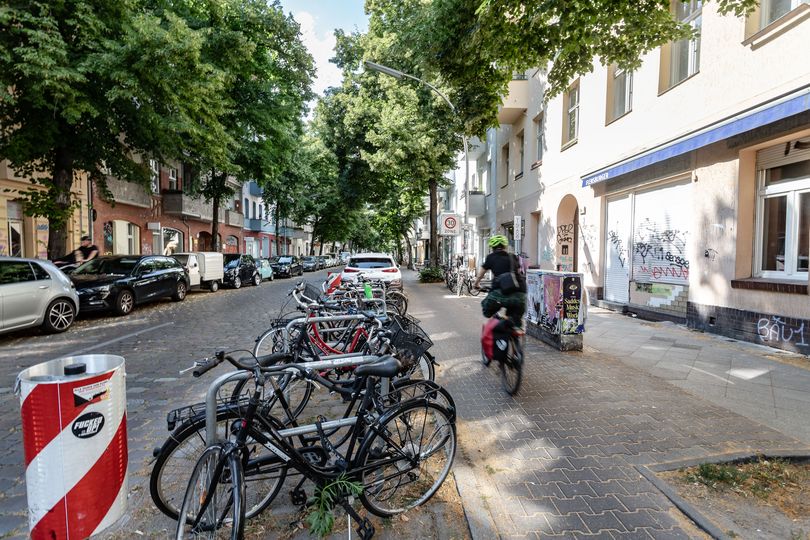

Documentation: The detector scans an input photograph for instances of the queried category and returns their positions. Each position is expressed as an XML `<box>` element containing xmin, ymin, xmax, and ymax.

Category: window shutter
<box><xmin>757</xmin><ymin>138</ymin><xmax>810</xmax><ymax>170</ymax></box>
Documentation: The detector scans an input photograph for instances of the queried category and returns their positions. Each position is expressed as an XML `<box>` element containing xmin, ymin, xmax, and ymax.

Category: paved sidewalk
<box><xmin>407</xmin><ymin>272</ymin><xmax>810</xmax><ymax>539</ymax></box>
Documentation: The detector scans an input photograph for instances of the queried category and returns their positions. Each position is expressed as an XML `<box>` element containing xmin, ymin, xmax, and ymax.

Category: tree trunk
<box><xmin>429</xmin><ymin>178</ymin><xmax>439</xmax><ymax>268</ymax></box>
<box><xmin>317</xmin><ymin>239</ymin><xmax>323</xmax><ymax>255</ymax></box>
<box><xmin>404</xmin><ymin>233</ymin><xmax>413</xmax><ymax>270</ymax></box>
<box><xmin>47</xmin><ymin>146</ymin><xmax>74</xmax><ymax>259</ymax></box>
<box><xmin>274</xmin><ymin>203</ymin><xmax>281</xmax><ymax>256</ymax></box>
<box><xmin>210</xmin><ymin>170</ymin><xmax>222</xmax><ymax>252</ymax></box>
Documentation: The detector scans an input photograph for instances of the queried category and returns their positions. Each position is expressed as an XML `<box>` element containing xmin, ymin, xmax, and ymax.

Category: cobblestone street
<box><xmin>2</xmin><ymin>269</ymin><xmax>810</xmax><ymax>539</ymax></box>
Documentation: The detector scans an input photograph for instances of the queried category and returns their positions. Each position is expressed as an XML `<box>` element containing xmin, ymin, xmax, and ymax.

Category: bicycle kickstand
<box><xmin>341</xmin><ymin>499</ymin><xmax>375</xmax><ymax>540</ymax></box>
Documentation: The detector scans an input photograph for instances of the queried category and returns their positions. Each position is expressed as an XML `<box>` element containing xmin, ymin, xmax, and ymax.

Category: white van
<box><xmin>173</xmin><ymin>252</ymin><xmax>225</xmax><ymax>292</ymax></box>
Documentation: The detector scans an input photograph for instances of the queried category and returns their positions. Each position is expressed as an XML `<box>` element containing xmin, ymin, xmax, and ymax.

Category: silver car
<box><xmin>0</xmin><ymin>257</ymin><xmax>80</xmax><ymax>335</ymax></box>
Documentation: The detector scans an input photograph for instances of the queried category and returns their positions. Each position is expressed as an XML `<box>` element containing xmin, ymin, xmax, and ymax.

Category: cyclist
<box><xmin>473</xmin><ymin>235</ymin><xmax>527</xmax><ymax>330</ymax></box>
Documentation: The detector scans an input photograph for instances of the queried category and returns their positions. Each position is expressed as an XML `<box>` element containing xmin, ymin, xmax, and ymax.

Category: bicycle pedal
<box><xmin>356</xmin><ymin>517</ymin><xmax>374</xmax><ymax>540</ymax></box>
<box><xmin>290</xmin><ymin>488</ymin><xmax>307</xmax><ymax>506</ymax></box>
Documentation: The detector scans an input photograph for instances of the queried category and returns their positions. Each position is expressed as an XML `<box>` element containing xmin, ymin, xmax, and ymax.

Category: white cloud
<box><xmin>295</xmin><ymin>11</ymin><xmax>343</xmax><ymax>97</ymax></box>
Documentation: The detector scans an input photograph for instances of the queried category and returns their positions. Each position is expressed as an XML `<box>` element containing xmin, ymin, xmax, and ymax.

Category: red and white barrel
<box><xmin>18</xmin><ymin>355</ymin><xmax>128</xmax><ymax>539</ymax></box>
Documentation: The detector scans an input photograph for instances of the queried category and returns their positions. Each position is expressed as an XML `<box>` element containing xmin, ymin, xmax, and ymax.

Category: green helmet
<box><xmin>488</xmin><ymin>235</ymin><xmax>508</xmax><ymax>249</ymax></box>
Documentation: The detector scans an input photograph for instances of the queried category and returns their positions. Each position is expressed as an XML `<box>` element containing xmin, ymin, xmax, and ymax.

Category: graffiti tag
<box><xmin>757</xmin><ymin>316</ymin><xmax>808</xmax><ymax>346</ymax></box>
<box><xmin>607</xmin><ymin>230</ymin><xmax>626</xmax><ymax>268</ymax></box>
<box><xmin>557</xmin><ymin>224</ymin><xmax>574</xmax><ymax>245</ymax></box>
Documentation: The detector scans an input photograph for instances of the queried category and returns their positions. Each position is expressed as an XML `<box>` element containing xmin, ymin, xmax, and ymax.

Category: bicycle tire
<box><xmin>151</xmin><ymin>410</ymin><xmax>288</xmax><ymax>522</ymax></box>
<box><xmin>402</xmin><ymin>351</ymin><xmax>435</xmax><ymax>382</ymax></box>
<box><xmin>357</xmin><ymin>400</ymin><xmax>456</xmax><ymax>517</ymax></box>
<box><xmin>468</xmin><ymin>280</ymin><xmax>482</xmax><ymax>296</ymax></box>
<box><xmin>480</xmin><ymin>342</ymin><xmax>491</xmax><ymax>366</ymax></box>
<box><xmin>500</xmin><ymin>335</ymin><xmax>523</xmax><ymax>395</ymax></box>
<box><xmin>175</xmin><ymin>444</ymin><xmax>244</xmax><ymax>540</ymax></box>
<box><xmin>386</xmin><ymin>291</ymin><xmax>408</xmax><ymax>316</ymax></box>
<box><xmin>230</xmin><ymin>371</ymin><xmax>313</xmax><ymax>425</ymax></box>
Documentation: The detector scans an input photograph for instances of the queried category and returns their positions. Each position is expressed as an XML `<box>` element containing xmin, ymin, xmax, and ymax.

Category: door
<box><xmin>134</xmin><ymin>259</ymin><xmax>161</xmax><ymax>300</ymax></box>
<box><xmin>156</xmin><ymin>257</ymin><xmax>179</xmax><ymax>296</ymax></box>
<box><xmin>186</xmin><ymin>254</ymin><xmax>200</xmax><ymax>287</ymax></box>
<box><xmin>604</xmin><ymin>195</ymin><xmax>632</xmax><ymax>303</ymax></box>
<box><xmin>0</xmin><ymin>261</ymin><xmax>44</xmax><ymax>330</ymax></box>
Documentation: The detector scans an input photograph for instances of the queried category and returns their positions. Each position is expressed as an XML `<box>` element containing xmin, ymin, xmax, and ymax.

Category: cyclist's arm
<box><xmin>473</xmin><ymin>266</ymin><xmax>488</xmax><ymax>289</ymax></box>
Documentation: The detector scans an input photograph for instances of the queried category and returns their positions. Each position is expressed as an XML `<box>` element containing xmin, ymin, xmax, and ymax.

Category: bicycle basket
<box><xmin>389</xmin><ymin>315</ymin><xmax>433</xmax><ymax>361</ymax></box>
<box><xmin>302</xmin><ymin>282</ymin><xmax>323</xmax><ymax>303</ymax></box>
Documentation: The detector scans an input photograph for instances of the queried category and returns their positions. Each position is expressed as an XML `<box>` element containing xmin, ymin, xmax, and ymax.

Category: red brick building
<box><xmin>92</xmin><ymin>161</ymin><xmax>243</xmax><ymax>256</ymax></box>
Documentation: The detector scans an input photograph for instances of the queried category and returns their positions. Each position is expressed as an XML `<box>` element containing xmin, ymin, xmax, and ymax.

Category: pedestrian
<box><xmin>75</xmin><ymin>235</ymin><xmax>99</xmax><ymax>263</ymax></box>
<box><xmin>473</xmin><ymin>235</ymin><xmax>527</xmax><ymax>329</ymax></box>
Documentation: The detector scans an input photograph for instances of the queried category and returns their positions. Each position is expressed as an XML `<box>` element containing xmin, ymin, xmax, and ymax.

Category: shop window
<box><xmin>162</xmin><ymin>227</ymin><xmax>183</xmax><ymax>255</ymax></box>
<box><xmin>6</xmin><ymin>200</ymin><xmax>25</xmax><ymax>257</ymax></box>
<box><xmin>756</xmin><ymin>151</ymin><xmax>810</xmax><ymax>279</ymax></box>
<box><xmin>606</xmin><ymin>65</ymin><xmax>633</xmax><ymax>124</ymax></box>
<box><xmin>561</xmin><ymin>80</ymin><xmax>580</xmax><ymax>148</ymax></box>
<box><xmin>659</xmin><ymin>0</ymin><xmax>701</xmax><ymax>93</ymax></box>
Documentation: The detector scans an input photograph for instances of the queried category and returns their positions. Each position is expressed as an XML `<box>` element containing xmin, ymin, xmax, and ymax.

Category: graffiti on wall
<box><xmin>757</xmin><ymin>316</ymin><xmax>808</xmax><ymax>347</ymax></box>
<box><xmin>633</xmin><ymin>219</ymin><xmax>690</xmax><ymax>285</ymax></box>
<box><xmin>607</xmin><ymin>230</ymin><xmax>627</xmax><ymax>268</ymax></box>
<box><xmin>556</xmin><ymin>224</ymin><xmax>574</xmax><ymax>244</ymax></box>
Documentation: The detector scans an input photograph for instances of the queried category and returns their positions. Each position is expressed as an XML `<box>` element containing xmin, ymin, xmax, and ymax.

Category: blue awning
<box><xmin>582</xmin><ymin>85</ymin><xmax>810</xmax><ymax>187</ymax></box>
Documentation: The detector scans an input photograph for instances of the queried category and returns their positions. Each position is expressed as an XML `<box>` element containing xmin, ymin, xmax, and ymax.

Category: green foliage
<box><xmin>419</xmin><ymin>266</ymin><xmax>445</xmax><ymax>283</ymax></box>
<box><xmin>305</xmin><ymin>474</ymin><xmax>364</xmax><ymax>538</ymax></box>
<box><xmin>685</xmin><ymin>463</ymin><xmax>749</xmax><ymax>490</ymax></box>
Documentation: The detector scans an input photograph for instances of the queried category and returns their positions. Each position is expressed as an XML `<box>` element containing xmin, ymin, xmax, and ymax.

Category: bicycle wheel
<box><xmin>175</xmin><ymin>444</ymin><xmax>244</xmax><ymax>540</ymax></box>
<box><xmin>152</xmin><ymin>410</ymin><xmax>287</xmax><ymax>522</ymax></box>
<box><xmin>230</xmin><ymin>371</ymin><xmax>312</xmax><ymax>425</ymax></box>
<box><xmin>400</xmin><ymin>351</ymin><xmax>435</xmax><ymax>382</ymax></box>
<box><xmin>357</xmin><ymin>401</ymin><xmax>456</xmax><ymax>517</ymax></box>
<box><xmin>386</xmin><ymin>291</ymin><xmax>408</xmax><ymax>316</ymax></box>
<box><xmin>500</xmin><ymin>335</ymin><xmax>523</xmax><ymax>395</ymax></box>
<box><xmin>468</xmin><ymin>280</ymin><xmax>482</xmax><ymax>296</ymax></box>
<box><xmin>480</xmin><ymin>341</ymin><xmax>491</xmax><ymax>367</ymax></box>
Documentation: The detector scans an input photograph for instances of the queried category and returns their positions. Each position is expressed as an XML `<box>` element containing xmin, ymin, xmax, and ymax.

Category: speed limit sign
<box><xmin>439</xmin><ymin>213</ymin><xmax>460</xmax><ymax>236</ymax></box>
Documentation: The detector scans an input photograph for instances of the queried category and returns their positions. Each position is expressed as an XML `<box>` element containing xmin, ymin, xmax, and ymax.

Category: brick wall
<box><xmin>688</xmin><ymin>302</ymin><xmax>810</xmax><ymax>355</ymax></box>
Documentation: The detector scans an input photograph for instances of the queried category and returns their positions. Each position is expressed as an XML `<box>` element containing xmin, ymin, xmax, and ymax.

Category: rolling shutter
<box><xmin>604</xmin><ymin>195</ymin><xmax>631</xmax><ymax>303</ymax></box>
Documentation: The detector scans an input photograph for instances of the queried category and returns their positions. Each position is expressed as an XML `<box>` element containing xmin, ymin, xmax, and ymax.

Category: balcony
<box><xmin>497</xmin><ymin>78</ymin><xmax>529</xmax><ymax>124</ymax></box>
<box><xmin>162</xmin><ymin>192</ymin><xmax>214</xmax><ymax>221</ymax></box>
<box><xmin>226</xmin><ymin>210</ymin><xmax>244</xmax><ymax>228</ymax></box>
<box><xmin>245</xmin><ymin>218</ymin><xmax>275</xmax><ymax>233</ymax></box>
<box><xmin>107</xmin><ymin>177</ymin><xmax>152</xmax><ymax>208</ymax></box>
<box><xmin>468</xmin><ymin>191</ymin><xmax>486</xmax><ymax>217</ymax></box>
<box><xmin>247</xmin><ymin>181</ymin><xmax>263</xmax><ymax>197</ymax></box>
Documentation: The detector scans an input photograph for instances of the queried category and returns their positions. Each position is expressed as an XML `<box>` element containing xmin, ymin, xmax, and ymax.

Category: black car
<box><xmin>223</xmin><ymin>254</ymin><xmax>261</xmax><ymax>288</ymax></box>
<box><xmin>269</xmin><ymin>255</ymin><xmax>303</xmax><ymax>277</ymax></box>
<box><xmin>71</xmin><ymin>255</ymin><xmax>188</xmax><ymax>316</ymax></box>
<box><xmin>301</xmin><ymin>256</ymin><xmax>319</xmax><ymax>272</ymax></box>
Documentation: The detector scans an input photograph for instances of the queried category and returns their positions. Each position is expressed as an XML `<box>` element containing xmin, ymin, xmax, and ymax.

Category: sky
<box><xmin>278</xmin><ymin>0</ymin><xmax>369</xmax><ymax>98</ymax></box>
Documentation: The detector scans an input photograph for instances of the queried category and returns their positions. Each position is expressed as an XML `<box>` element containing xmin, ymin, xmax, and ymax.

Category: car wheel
<box><xmin>270</xmin><ymin>274</ymin><xmax>274</xmax><ymax>281</ymax></box>
<box><xmin>42</xmin><ymin>298</ymin><xmax>76</xmax><ymax>333</ymax></box>
<box><xmin>172</xmin><ymin>281</ymin><xmax>187</xmax><ymax>301</ymax></box>
<box><xmin>209</xmin><ymin>280</ymin><xmax>219</xmax><ymax>292</ymax></box>
<box><xmin>253</xmin><ymin>273</ymin><xmax>261</xmax><ymax>286</ymax></box>
<box><xmin>233</xmin><ymin>276</ymin><xmax>242</xmax><ymax>289</ymax></box>
<box><xmin>113</xmin><ymin>289</ymin><xmax>135</xmax><ymax>316</ymax></box>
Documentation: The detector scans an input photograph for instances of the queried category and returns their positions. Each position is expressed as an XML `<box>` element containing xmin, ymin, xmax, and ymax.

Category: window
<box><xmin>252</xmin><ymin>201</ymin><xmax>257</xmax><ymax>221</ymax></box>
<box><xmin>661</xmin><ymin>0</ymin><xmax>701</xmax><ymax>91</ymax></box>
<box><xmin>606</xmin><ymin>65</ymin><xmax>633</xmax><ymax>123</ymax></box>
<box><xmin>516</xmin><ymin>131</ymin><xmax>525</xmax><ymax>176</ymax></box>
<box><xmin>127</xmin><ymin>223</ymin><xmax>138</xmax><ymax>255</ymax></box>
<box><xmin>162</xmin><ymin>227</ymin><xmax>183</xmax><ymax>255</ymax></box>
<box><xmin>149</xmin><ymin>159</ymin><xmax>159</xmax><ymax>193</ymax></box>
<box><xmin>501</xmin><ymin>144</ymin><xmax>510</xmax><ymax>187</ymax></box>
<box><xmin>756</xmin><ymin>142</ymin><xmax>810</xmax><ymax>279</ymax></box>
<box><xmin>561</xmin><ymin>80</ymin><xmax>580</xmax><ymax>148</ymax></box>
<box><xmin>761</xmin><ymin>0</ymin><xmax>808</xmax><ymax>28</ymax></box>
<box><xmin>112</xmin><ymin>220</ymin><xmax>140</xmax><ymax>255</ymax></box>
<box><xmin>534</xmin><ymin>112</ymin><xmax>545</xmax><ymax>163</ymax></box>
<box><xmin>244</xmin><ymin>198</ymin><xmax>250</xmax><ymax>219</ymax></box>
<box><xmin>168</xmin><ymin>168</ymin><xmax>178</xmax><ymax>190</ymax></box>
<box><xmin>32</xmin><ymin>263</ymin><xmax>50</xmax><ymax>280</ymax></box>
<box><xmin>0</xmin><ymin>262</ymin><xmax>35</xmax><ymax>284</ymax></box>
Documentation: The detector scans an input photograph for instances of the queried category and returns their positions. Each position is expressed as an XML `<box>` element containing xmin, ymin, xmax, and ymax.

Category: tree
<box><xmin>365</xmin><ymin>0</ymin><xmax>758</xmax><ymax>134</ymax></box>
<box><xmin>0</xmin><ymin>1</ymin><xmax>231</xmax><ymax>257</ymax></box>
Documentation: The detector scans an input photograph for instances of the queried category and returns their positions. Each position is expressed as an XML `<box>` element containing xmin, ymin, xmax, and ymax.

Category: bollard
<box><xmin>17</xmin><ymin>355</ymin><xmax>128</xmax><ymax>539</ymax></box>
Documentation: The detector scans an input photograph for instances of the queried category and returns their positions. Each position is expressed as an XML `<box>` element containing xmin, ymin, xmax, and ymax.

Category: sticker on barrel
<box><xmin>72</xmin><ymin>412</ymin><xmax>105</xmax><ymax>438</ymax></box>
<box><xmin>73</xmin><ymin>380</ymin><xmax>111</xmax><ymax>407</ymax></box>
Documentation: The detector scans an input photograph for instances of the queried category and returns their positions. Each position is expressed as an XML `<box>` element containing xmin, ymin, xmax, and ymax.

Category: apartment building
<box><xmin>478</xmin><ymin>0</ymin><xmax>810</xmax><ymax>354</ymax></box>
<box><xmin>0</xmin><ymin>162</ymin><xmax>90</xmax><ymax>258</ymax></box>
<box><xmin>91</xmin><ymin>161</ymin><xmax>244</xmax><ymax>256</ymax></box>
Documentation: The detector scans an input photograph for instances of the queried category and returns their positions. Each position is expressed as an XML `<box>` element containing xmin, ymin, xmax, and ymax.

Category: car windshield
<box><xmin>303</xmin><ymin>257</ymin><xmax>316</xmax><ymax>262</ymax></box>
<box><xmin>278</xmin><ymin>257</ymin><xmax>293</xmax><ymax>263</ymax></box>
<box><xmin>269</xmin><ymin>257</ymin><xmax>280</xmax><ymax>263</ymax></box>
<box><xmin>173</xmin><ymin>254</ymin><xmax>189</xmax><ymax>265</ymax></box>
<box><xmin>223</xmin><ymin>254</ymin><xmax>240</xmax><ymax>269</ymax></box>
<box><xmin>73</xmin><ymin>258</ymin><xmax>139</xmax><ymax>276</ymax></box>
<box><xmin>348</xmin><ymin>257</ymin><xmax>394</xmax><ymax>269</ymax></box>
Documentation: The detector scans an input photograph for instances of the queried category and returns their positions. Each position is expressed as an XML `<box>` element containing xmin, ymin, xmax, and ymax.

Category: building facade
<box><xmin>481</xmin><ymin>1</ymin><xmax>810</xmax><ymax>354</ymax></box>
<box><xmin>91</xmin><ymin>161</ymin><xmax>244</xmax><ymax>257</ymax></box>
<box><xmin>0</xmin><ymin>162</ymin><xmax>90</xmax><ymax>258</ymax></box>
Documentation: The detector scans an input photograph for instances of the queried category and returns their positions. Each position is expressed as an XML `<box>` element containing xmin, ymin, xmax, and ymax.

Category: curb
<box><xmin>452</xmin><ymin>449</ymin><xmax>499</xmax><ymax>540</ymax></box>
<box><xmin>636</xmin><ymin>448</ymin><xmax>810</xmax><ymax>540</ymax></box>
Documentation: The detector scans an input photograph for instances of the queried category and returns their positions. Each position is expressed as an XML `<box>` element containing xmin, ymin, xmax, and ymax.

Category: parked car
<box><xmin>257</xmin><ymin>258</ymin><xmax>274</xmax><ymax>281</ymax></box>
<box><xmin>270</xmin><ymin>255</ymin><xmax>303</xmax><ymax>277</ymax></box>
<box><xmin>341</xmin><ymin>253</ymin><xmax>402</xmax><ymax>290</ymax></box>
<box><xmin>71</xmin><ymin>255</ymin><xmax>188</xmax><ymax>316</ymax></box>
<box><xmin>0</xmin><ymin>257</ymin><xmax>80</xmax><ymax>335</ymax></box>
<box><xmin>302</xmin><ymin>256</ymin><xmax>320</xmax><ymax>272</ymax></box>
<box><xmin>339</xmin><ymin>252</ymin><xmax>351</xmax><ymax>265</ymax></box>
<box><xmin>173</xmin><ymin>252</ymin><xmax>224</xmax><ymax>292</ymax></box>
<box><xmin>316</xmin><ymin>256</ymin><xmax>328</xmax><ymax>269</ymax></box>
<box><xmin>223</xmin><ymin>254</ymin><xmax>261</xmax><ymax>288</ymax></box>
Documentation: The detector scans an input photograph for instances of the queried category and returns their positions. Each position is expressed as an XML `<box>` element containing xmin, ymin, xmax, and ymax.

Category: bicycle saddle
<box><xmin>353</xmin><ymin>355</ymin><xmax>401</xmax><ymax>378</ymax></box>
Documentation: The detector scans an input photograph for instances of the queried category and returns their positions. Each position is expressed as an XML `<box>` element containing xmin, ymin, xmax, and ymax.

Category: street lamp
<box><xmin>363</xmin><ymin>60</ymin><xmax>471</xmax><ymax>265</ymax></box>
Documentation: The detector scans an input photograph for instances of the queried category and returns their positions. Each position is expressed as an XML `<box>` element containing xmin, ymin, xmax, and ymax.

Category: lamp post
<box><xmin>363</xmin><ymin>61</ymin><xmax>470</xmax><ymax>266</ymax></box>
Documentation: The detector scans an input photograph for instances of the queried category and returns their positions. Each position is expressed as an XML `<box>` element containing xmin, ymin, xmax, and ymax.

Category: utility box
<box><xmin>17</xmin><ymin>355</ymin><xmax>128</xmax><ymax>539</ymax></box>
<box><xmin>525</xmin><ymin>270</ymin><xmax>586</xmax><ymax>351</ymax></box>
